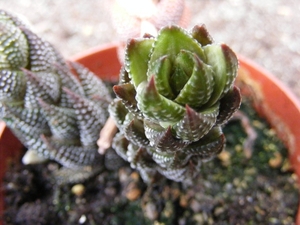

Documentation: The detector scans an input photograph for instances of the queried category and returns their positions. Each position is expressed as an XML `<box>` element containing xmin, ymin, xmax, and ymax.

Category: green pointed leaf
<box><xmin>136</xmin><ymin>76</ymin><xmax>185</xmax><ymax>124</ymax></box>
<box><xmin>113</xmin><ymin>82</ymin><xmax>140</xmax><ymax>116</ymax></box>
<box><xmin>148</xmin><ymin>55</ymin><xmax>175</xmax><ymax>99</ymax></box>
<box><xmin>184</xmin><ymin>126</ymin><xmax>225</xmax><ymax>160</ymax></box>
<box><xmin>119</xmin><ymin>66</ymin><xmax>131</xmax><ymax>84</ymax></box>
<box><xmin>149</xmin><ymin>148</ymin><xmax>175</xmax><ymax>167</ymax></box>
<box><xmin>203</xmin><ymin>43</ymin><xmax>238</xmax><ymax>107</ymax></box>
<box><xmin>220</xmin><ymin>44</ymin><xmax>239</xmax><ymax>95</ymax></box>
<box><xmin>125</xmin><ymin>38</ymin><xmax>154</xmax><ymax>87</ymax></box>
<box><xmin>174</xmin><ymin>52</ymin><xmax>214</xmax><ymax>108</ymax></box>
<box><xmin>155</xmin><ymin>127</ymin><xmax>188</xmax><ymax>153</ymax></box>
<box><xmin>172</xmin><ymin>103</ymin><xmax>219</xmax><ymax>142</ymax></box>
<box><xmin>170</xmin><ymin>50</ymin><xmax>194</xmax><ymax>95</ymax></box>
<box><xmin>171</xmin><ymin>67</ymin><xmax>189</xmax><ymax>96</ymax></box>
<box><xmin>149</xmin><ymin>25</ymin><xmax>205</xmax><ymax>64</ymax></box>
<box><xmin>202</xmin><ymin>44</ymin><xmax>227</xmax><ymax>107</ymax></box>
<box><xmin>112</xmin><ymin>132</ymin><xmax>130</xmax><ymax>161</ymax></box>
<box><xmin>144</xmin><ymin>119</ymin><xmax>165</xmax><ymax>145</ymax></box>
<box><xmin>109</xmin><ymin>99</ymin><xmax>129</xmax><ymax>131</ymax></box>
<box><xmin>124</xmin><ymin>118</ymin><xmax>150</xmax><ymax>147</ymax></box>
<box><xmin>157</xmin><ymin>166</ymin><xmax>187</xmax><ymax>182</ymax></box>
<box><xmin>217</xmin><ymin>86</ymin><xmax>241</xmax><ymax>125</ymax></box>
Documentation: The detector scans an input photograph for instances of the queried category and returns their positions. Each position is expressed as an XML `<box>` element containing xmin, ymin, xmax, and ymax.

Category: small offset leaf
<box><xmin>191</xmin><ymin>24</ymin><xmax>213</xmax><ymax>46</ymax></box>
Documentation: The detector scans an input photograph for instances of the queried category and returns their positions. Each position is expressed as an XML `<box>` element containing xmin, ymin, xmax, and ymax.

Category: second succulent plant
<box><xmin>0</xmin><ymin>10</ymin><xmax>114</xmax><ymax>183</ymax></box>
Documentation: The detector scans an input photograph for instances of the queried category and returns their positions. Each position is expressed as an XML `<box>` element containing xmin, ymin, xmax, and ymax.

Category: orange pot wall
<box><xmin>71</xmin><ymin>43</ymin><xmax>122</xmax><ymax>83</ymax></box>
<box><xmin>0</xmin><ymin>122</ymin><xmax>23</xmax><ymax>219</ymax></box>
<box><xmin>0</xmin><ymin>45</ymin><xmax>300</xmax><ymax>224</ymax></box>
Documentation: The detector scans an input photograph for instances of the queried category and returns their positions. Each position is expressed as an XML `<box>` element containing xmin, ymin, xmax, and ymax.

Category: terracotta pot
<box><xmin>1</xmin><ymin>44</ymin><xmax>300</xmax><ymax>224</ymax></box>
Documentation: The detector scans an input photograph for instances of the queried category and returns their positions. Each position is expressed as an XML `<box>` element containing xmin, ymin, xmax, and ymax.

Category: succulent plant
<box><xmin>0</xmin><ymin>10</ymin><xmax>114</xmax><ymax>182</ymax></box>
<box><xmin>0</xmin><ymin>9</ymin><xmax>240</xmax><ymax>185</ymax></box>
<box><xmin>110</xmin><ymin>25</ymin><xmax>241</xmax><ymax>183</ymax></box>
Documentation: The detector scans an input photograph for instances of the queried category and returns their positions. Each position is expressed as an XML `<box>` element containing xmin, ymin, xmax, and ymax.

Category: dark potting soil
<box><xmin>1</xmin><ymin>99</ymin><xmax>299</xmax><ymax>225</ymax></box>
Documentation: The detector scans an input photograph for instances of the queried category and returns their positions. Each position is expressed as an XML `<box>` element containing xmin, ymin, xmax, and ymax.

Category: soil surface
<box><xmin>2</xmin><ymin>99</ymin><xmax>299</xmax><ymax>225</ymax></box>
<box><xmin>0</xmin><ymin>0</ymin><xmax>299</xmax><ymax>99</ymax></box>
